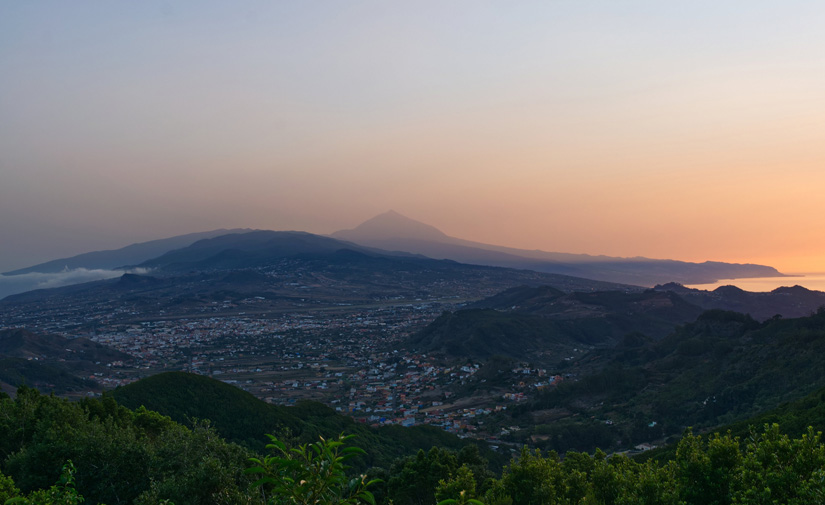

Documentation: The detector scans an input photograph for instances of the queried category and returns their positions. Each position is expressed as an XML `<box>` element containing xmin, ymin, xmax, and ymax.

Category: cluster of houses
<box><xmin>4</xmin><ymin>290</ymin><xmax>567</xmax><ymax>442</ymax></box>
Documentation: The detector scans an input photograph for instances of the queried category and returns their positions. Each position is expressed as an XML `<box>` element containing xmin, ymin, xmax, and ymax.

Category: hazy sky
<box><xmin>2</xmin><ymin>1</ymin><xmax>824</xmax><ymax>273</ymax></box>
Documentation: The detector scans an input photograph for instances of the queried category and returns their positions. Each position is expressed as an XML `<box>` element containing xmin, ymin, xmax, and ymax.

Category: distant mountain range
<box><xmin>332</xmin><ymin>211</ymin><xmax>785</xmax><ymax>286</ymax></box>
<box><xmin>0</xmin><ymin>231</ymin><xmax>633</xmax><ymax>331</ymax></box>
<box><xmin>4</xmin><ymin>211</ymin><xmax>785</xmax><ymax>293</ymax></box>
<box><xmin>136</xmin><ymin>230</ymin><xmax>411</xmax><ymax>271</ymax></box>
<box><xmin>653</xmin><ymin>282</ymin><xmax>825</xmax><ymax>320</ymax></box>
<box><xmin>3</xmin><ymin>229</ymin><xmax>255</xmax><ymax>275</ymax></box>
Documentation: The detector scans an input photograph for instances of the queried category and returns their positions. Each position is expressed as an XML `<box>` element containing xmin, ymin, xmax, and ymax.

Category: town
<box><xmin>1</xmin><ymin>290</ymin><xmax>565</xmax><ymax>445</ymax></box>
<box><xmin>89</xmin><ymin>303</ymin><xmax>564</xmax><ymax>444</ymax></box>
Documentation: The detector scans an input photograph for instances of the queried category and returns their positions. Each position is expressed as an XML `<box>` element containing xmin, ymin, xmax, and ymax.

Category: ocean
<box><xmin>686</xmin><ymin>273</ymin><xmax>825</xmax><ymax>293</ymax></box>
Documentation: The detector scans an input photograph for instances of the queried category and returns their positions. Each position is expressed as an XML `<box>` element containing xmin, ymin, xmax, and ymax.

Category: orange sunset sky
<box><xmin>1</xmin><ymin>1</ymin><xmax>824</xmax><ymax>273</ymax></box>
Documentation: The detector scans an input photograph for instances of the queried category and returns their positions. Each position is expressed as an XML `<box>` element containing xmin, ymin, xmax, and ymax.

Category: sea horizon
<box><xmin>685</xmin><ymin>272</ymin><xmax>825</xmax><ymax>293</ymax></box>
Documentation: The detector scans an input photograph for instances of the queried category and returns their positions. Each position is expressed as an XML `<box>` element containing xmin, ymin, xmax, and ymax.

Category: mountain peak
<box><xmin>380</xmin><ymin>209</ymin><xmax>404</xmax><ymax>218</ymax></box>
<box><xmin>332</xmin><ymin>211</ymin><xmax>450</xmax><ymax>243</ymax></box>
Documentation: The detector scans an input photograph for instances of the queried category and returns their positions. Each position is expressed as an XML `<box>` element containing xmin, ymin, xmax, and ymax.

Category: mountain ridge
<box><xmin>0</xmin><ymin>327</ymin><xmax>133</xmax><ymax>395</ymax></box>
<box><xmin>332</xmin><ymin>211</ymin><xmax>785</xmax><ymax>286</ymax></box>
<box><xmin>653</xmin><ymin>282</ymin><xmax>825</xmax><ymax>320</ymax></box>
<box><xmin>406</xmin><ymin>288</ymin><xmax>704</xmax><ymax>361</ymax></box>
<box><xmin>3</xmin><ymin>228</ymin><xmax>257</xmax><ymax>275</ymax></box>
<box><xmin>3</xmin><ymin>213</ymin><xmax>789</xmax><ymax>299</ymax></box>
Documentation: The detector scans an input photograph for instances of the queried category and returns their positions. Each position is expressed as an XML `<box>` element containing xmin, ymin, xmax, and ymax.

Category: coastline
<box><xmin>686</xmin><ymin>273</ymin><xmax>825</xmax><ymax>293</ymax></box>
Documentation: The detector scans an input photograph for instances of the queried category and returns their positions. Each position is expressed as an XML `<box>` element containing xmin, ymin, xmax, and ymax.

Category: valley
<box><xmin>2</xmin><ymin>226</ymin><xmax>825</xmax><ymax>460</ymax></box>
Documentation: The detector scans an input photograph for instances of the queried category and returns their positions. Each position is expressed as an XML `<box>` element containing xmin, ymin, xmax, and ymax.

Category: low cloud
<box><xmin>0</xmin><ymin>268</ymin><xmax>152</xmax><ymax>300</ymax></box>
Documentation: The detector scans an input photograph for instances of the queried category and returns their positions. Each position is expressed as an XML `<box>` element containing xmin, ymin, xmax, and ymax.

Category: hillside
<box><xmin>3</xmin><ymin>229</ymin><xmax>255</xmax><ymax>275</ymax></box>
<box><xmin>0</xmin><ymin>328</ymin><xmax>132</xmax><ymax>395</ymax></box>
<box><xmin>111</xmin><ymin>372</ymin><xmax>506</xmax><ymax>471</ymax></box>
<box><xmin>409</xmin><ymin>284</ymin><xmax>825</xmax><ymax>364</ymax></box>
<box><xmin>137</xmin><ymin>230</ymin><xmax>386</xmax><ymax>271</ymax></box>
<box><xmin>713</xmin><ymin>384</ymin><xmax>825</xmax><ymax>441</ymax></box>
<box><xmin>408</xmin><ymin>309</ymin><xmax>577</xmax><ymax>360</ymax></box>
<box><xmin>473</xmin><ymin>286</ymin><xmax>702</xmax><ymax>328</ymax></box>
<box><xmin>4</xmin><ymin>382</ymin><xmax>823</xmax><ymax>505</ymax></box>
<box><xmin>654</xmin><ymin>282</ymin><xmax>825</xmax><ymax>320</ymax></box>
<box><xmin>407</xmin><ymin>288</ymin><xmax>704</xmax><ymax>362</ymax></box>
<box><xmin>0</xmin><ymin>357</ymin><xmax>98</xmax><ymax>395</ymax></box>
<box><xmin>500</xmin><ymin>308</ymin><xmax>825</xmax><ymax>453</ymax></box>
<box><xmin>0</xmin><ymin>328</ymin><xmax>131</xmax><ymax>363</ymax></box>
<box><xmin>639</xmin><ymin>384</ymin><xmax>825</xmax><ymax>464</ymax></box>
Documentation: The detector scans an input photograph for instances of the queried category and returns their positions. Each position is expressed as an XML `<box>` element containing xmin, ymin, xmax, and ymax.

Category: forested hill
<box><xmin>0</xmin><ymin>328</ymin><xmax>132</xmax><ymax>395</ymax></box>
<box><xmin>2</xmin><ymin>383</ymin><xmax>824</xmax><ymax>505</ymax></box>
<box><xmin>111</xmin><ymin>371</ymin><xmax>502</xmax><ymax>470</ymax></box>
<box><xmin>407</xmin><ymin>283</ymin><xmax>825</xmax><ymax>364</ymax></box>
<box><xmin>640</xmin><ymin>383</ymin><xmax>825</xmax><ymax>464</ymax></box>
<box><xmin>500</xmin><ymin>308</ymin><xmax>825</xmax><ymax>454</ymax></box>
<box><xmin>407</xmin><ymin>288</ymin><xmax>704</xmax><ymax>362</ymax></box>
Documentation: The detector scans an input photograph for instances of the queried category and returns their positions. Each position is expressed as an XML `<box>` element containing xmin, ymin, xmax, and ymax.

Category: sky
<box><xmin>2</xmin><ymin>1</ymin><xmax>824</xmax><ymax>274</ymax></box>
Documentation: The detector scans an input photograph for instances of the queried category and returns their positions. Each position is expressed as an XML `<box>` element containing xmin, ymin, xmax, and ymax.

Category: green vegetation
<box><xmin>247</xmin><ymin>434</ymin><xmax>379</xmax><ymax>505</ymax></box>
<box><xmin>0</xmin><ymin>358</ymin><xmax>97</xmax><ymax>395</ymax></box>
<box><xmin>110</xmin><ymin>372</ymin><xmax>504</xmax><ymax>471</ymax></box>
<box><xmin>0</xmin><ymin>387</ymin><xmax>254</xmax><ymax>505</ymax></box>
<box><xmin>500</xmin><ymin>308</ymin><xmax>825</xmax><ymax>453</ymax></box>
<box><xmin>5</xmin><ymin>305</ymin><xmax>825</xmax><ymax>504</ymax></box>
<box><xmin>4</xmin><ymin>461</ymin><xmax>85</xmax><ymax>505</ymax></box>
<box><xmin>384</xmin><ymin>445</ymin><xmax>493</xmax><ymax>505</ymax></box>
<box><xmin>640</xmin><ymin>383</ymin><xmax>825</xmax><ymax>464</ymax></box>
<box><xmin>406</xmin><ymin>426</ymin><xmax>825</xmax><ymax>505</ymax></box>
<box><xmin>3</xmin><ymin>403</ymin><xmax>824</xmax><ymax>505</ymax></box>
<box><xmin>409</xmin><ymin>289</ymin><xmax>704</xmax><ymax>361</ymax></box>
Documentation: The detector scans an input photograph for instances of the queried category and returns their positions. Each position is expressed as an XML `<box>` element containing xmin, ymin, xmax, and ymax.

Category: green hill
<box><xmin>0</xmin><ymin>357</ymin><xmax>97</xmax><ymax>395</ymax></box>
<box><xmin>408</xmin><ymin>288</ymin><xmax>703</xmax><ymax>362</ymax></box>
<box><xmin>631</xmin><ymin>309</ymin><xmax>825</xmax><ymax>427</ymax></box>
<box><xmin>0</xmin><ymin>328</ymin><xmax>132</xmax><ymax>395</ymax></box>
<box><xmin>4</xmin><ymin>382</ymin><xmax>824</xmax><ymax>505</ymax></box>
<box><xmin>0</xmin><ymin>328</ymin><xmax>132</xmax><ymax>365</ymax></box>
<box><xmin>501</xmin><ymin>308</ymin><xmax>825</xmax><ymax>453</ymax></box>
<box><xmin>720</xmin><ymin>385</ymin><xmax>825</xmax><ymax>439</ymax></box>
<box><xmin>111</xmin><ymin>371</ymin><xmax>505</xmax><ymax>471</ymax></box>
<box><xmin>638</xmin><ymin>384</ymin><xmax>825</xmax><ymax>464</ymax></box>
